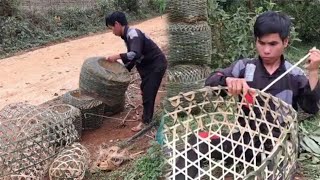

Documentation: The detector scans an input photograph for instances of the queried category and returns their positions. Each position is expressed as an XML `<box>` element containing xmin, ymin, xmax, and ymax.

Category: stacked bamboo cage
<box><xmin>166</xmin><ymin>0</ymin><xmax>212</xmax><ymax>104</ymax></box>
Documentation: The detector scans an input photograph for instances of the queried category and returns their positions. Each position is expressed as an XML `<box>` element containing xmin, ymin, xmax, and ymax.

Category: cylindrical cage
<box><xmin>168</xmin><ymin>22</ymin><xmax>212</xmax><ymax>66</ymax></box>
<box><xmin>162</xmin><ymin>86</ymin><xmax>298</xmax><ymax>180</ymax></box>
<box><xmin>0</xmin><ymin>106</ymin><xmax>78</xmax><ymax>179</ymax></box>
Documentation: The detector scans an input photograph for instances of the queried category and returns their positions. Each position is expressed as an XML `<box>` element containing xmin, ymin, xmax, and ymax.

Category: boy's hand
<box><xmin>106</xmin><ymin>54</ymin><xmax>120</xmax><ymax>62</ymax></box>
<box><xmin>306</xmin><ymin>48</ymin><xmax>320</xmax><ymax>72</ymax></box>
<box><xmin>305</xmin><ymin>48</ymin><xmax>320</xmax><ymax>90</ymax></box>
<box><xmin>225</xmin><ymin>77</ymin><xmax>254</xmax><ymax>96</ymax></box>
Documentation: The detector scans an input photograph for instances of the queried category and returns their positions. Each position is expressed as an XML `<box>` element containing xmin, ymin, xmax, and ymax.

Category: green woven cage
<box><xmin>162</xmin><ymin>87</ymin><xmax>298</xmax><ymax>180</ymax></box>
<box><xmin>79</xmin><ymin>57</ymin><xmax>130</xmax><ymax>108</ymax></box>
<box><xmin>166</xmin><ymin>64</ymin><xmax>211</xmax><ymax>98</ymax></box>
<box><xmin>168</xmin><ymin>22</ymin><xmax>212</xmax><ymax>66</ymax></box>
<box><xmin>62</xmin><ymin>89</ymin><xmax>106</xmax><ymax>130</ymax></box>
<box><xmin>167</xmin><ymin>0</ymin><xmax>208</xmax><ymax>23</ymax></box>
<box><xmin>165</xmin><ymin>65</ymin><xmax>212</xmax><ymax>114</ymax></box>
<box><xmin>0</xmin><ymin>106</ymin><xmax>78</xmax><ymax>179</ymax></box>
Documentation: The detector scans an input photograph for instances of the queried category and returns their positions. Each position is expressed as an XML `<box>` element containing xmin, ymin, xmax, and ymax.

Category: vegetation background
<box><xmin>1</xmin><ymin>0</ymin><xmax>320</xmax><ymax>179</ymax></box>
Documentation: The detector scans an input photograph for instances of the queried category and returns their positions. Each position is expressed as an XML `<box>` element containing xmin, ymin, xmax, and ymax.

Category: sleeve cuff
<box><xmin>308</xmin><ymin>81</ymin><xmax>320</xmax><ymax>99</ymax></box>
<box><xmin>220</xmin><ymin>76</ymin><xmax>227</xmax><ymax>86</ymax></box>
<box><xmin>120</xmin><ymin>53</ymin><xmax>129</xmax><ymax>64</ymax></box>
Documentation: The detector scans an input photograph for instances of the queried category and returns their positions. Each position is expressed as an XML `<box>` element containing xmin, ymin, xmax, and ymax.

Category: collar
<box><xmin>121</xmin><ymin>26</ymin><xmax>129</xmax><ymax>41</ymax></box>
<box><xmin>258</xmin><ymin>55</ymin><xmax>286</xmax><ymax>75</ymax></box>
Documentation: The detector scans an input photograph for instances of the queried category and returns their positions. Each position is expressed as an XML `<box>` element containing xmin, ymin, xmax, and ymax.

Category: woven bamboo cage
<box><xmin>0</xmin><ymin>106</ymin><xmax>78</xmax><ymax>179</ymax></box>
<box><xmin>49</xmin><ymin>143</ymin><xmax>90</xmax><ymax>180</ymax></box>
<box><xmin>0</xmin><ymin>102</ymin><xmax>36</xmax><ymax>119</ymax></box>
<box><xmin>165</xmin><ymin>65</ymin><xmax>211</xmax><ymax>113</ymax></box>
<box><xmin>79</xmin><ymin>57</ymin><xmax>130</xmax><ymax>108</ymax></box>
<box><xmin>167</xmin><ymin>0</ymin><xmax>208</xmax><ymax>23</ymax></box>
<box><xmin>167</xmin><ymin>65</ymin><xmax>211</xmax><ymax>98</ymax></box>
<box><xmin>62</xmin><ymin>89</ymin><xmax>105</xmax><ymax>130</ymax></box>
<box><xmin>168</xmin><ymin>22</ymin><xmax>212</xmax><ymax>66</ymax></box>
<box><xmin>48</xmin><ymin>104</ymin><xmax>83</xmax><ymax>140</ymax></box>
<box><xmin>162</xmin><ymin>86</ymin><xmax>298</xmax><ymax>180</ymax></box>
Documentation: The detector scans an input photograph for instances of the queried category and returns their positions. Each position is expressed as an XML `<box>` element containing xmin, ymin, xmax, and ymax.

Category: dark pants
<box><xmin>137</xmin><ymin>62</ymin><xmax>166</xmax><ymax>124</ymax></box>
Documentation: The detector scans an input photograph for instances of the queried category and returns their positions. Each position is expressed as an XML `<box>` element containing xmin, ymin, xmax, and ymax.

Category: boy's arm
<box><xmin>297</xmin><ymin>77</ymin><xmax>320</xmax><ymax>114</ymax></box>
<box><xmin>119</xmin><ymin>30</ymin><xmax>143</xmax><ymax>71</ymax></box>
<box><xmin>299</xmin><ymin>48</ymin><xmax>320</xmax><ymax>114</ymax></box>
<box><xmin>205</xmin><ymin>59</ymin><xmax>246</xmax><ymax>86</ymax></box>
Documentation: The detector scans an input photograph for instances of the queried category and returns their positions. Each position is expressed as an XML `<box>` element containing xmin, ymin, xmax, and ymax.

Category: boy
<box><xmin>176</xmin><ymin>11</ymin><xmax>320</xmax><ymax>179</ymax></box>
<box><xmin>105</xmin><ymin>12</ymin><xmax>167</xmax><ymax>132</ymax></box>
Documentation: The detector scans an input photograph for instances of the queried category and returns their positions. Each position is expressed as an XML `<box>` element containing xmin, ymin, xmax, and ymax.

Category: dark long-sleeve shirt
<box><xmin>205</xmin><ymin>56</ymin><xmax>320</xmax><ymax>114</ymax></box>
<box><xmin>120</xmin><ymin>26</ymin><xmax>166</xmax><ymax>73</ymax></box>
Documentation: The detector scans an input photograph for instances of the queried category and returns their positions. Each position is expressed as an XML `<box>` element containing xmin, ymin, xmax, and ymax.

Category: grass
<box><xmin>299</xmin><ymin>161</ymin><xmax>320</xmax><ymax>180</ymax></box>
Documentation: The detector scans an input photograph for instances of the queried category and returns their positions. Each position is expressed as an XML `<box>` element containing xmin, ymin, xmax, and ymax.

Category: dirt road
<box><xmin>0</xmin><ymin>15</ymin><xmax>167</xmax><ymax>109</ymax></box>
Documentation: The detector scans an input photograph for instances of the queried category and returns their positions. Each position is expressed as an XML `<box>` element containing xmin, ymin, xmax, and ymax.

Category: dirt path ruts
<box><xmin>0</xmin><ymin>15</ymin><xmax>168</xmax><ymax>109</ymax></box>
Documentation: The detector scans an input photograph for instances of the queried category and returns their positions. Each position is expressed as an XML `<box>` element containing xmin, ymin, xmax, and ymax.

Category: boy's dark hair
<box><xmin>254</xmin><ymin>11</ymin><xmax>291</xmax><ymax>41</ymax></box>
<box><xmin>105</xmin><ymin>11</ymin><xmax>128</xmax><ymax>27</ymax></box>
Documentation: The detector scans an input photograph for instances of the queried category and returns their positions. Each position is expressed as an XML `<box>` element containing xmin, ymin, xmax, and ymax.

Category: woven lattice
<box><xmin>168</xmin><ymin>22</ymin><xmax>212</xmax><ymax>65</ymax></box>
<box><xmin>0</xmin><ymin>102</ymin><xmax>36</xmax><ymax>119</ymax></box>
<box><xmin>166</xmin><ymin>64</ymin><xmax>210</xmax><ymax>98</ymax></box>
<box><xmin>167</xmin><ymin>65</ymin><xmax>211</xmax><ymax>97</ymax></box>
<box><xmin>0</xmin><ymin>106</ymin><xmax>78</xmax><ymax>179</ymax></box>
<box><xmin>62</xmin><ymin>89</ymin><xmax>105</xmax><ymax>130</ymax></box>
<box><xmin>49</xmin><ymin>143</ymin><xmax>90</xmax><ymax>180</ymax></box>
<box><xmin>168</xmin><ymin>65</ymin><xmax>212</xmax><ymax>83</ymax></box>
<box><xmin>165</xmin><ymin>65</ymin><xmax>211</xmax><ymax>113</ymax></box>
<box><xmin>167</xmin><ymin>0</ymin><xmax>208</xmax><ymax>23</ymax></box>
<box><xmin>162</xmin><ymin>86</ymin><xmax>298</xmax><ymax>180</ymax></box>
<box><xmin>79</xmin><ymin>57</ymin><xmax>130</xmax><ymax>107</ymax></box>
<box><xmin>49</xmin><ymin>104</ymin><xmax>83</xmax><ymax>140</ymax></box>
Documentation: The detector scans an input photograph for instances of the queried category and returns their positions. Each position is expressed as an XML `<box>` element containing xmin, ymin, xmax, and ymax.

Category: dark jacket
<box><xmin>120</xmin><ymin>26</ymin><xmax>166</xmax><ymax>73</ymax></box>
<box><xmin>205</xmin><ymin>56</ymin><xmax>320</xmax><ymax>114</ymax></box>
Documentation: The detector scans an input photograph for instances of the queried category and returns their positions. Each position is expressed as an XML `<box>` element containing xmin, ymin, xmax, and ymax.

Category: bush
<box><xmin>148</xmin><ymin>0</ymin><xmax>167</xmax><ymax>13</ymax></box>
<box><xmin>215</xmin><ymin>0</ymin><xmax>320</xmax><ymax>44</ymax></box>
<box><xmin>1</xmin><ymin>16</ymin><xmax>53</xmax><ymax>54</ymax></box>
<box><xmin>208</xmin><ymin>0</ymin><xmax>300</xmax><ymax>68</ymax></box>
<box><xmin>278</xmin><ymin>1</ymin><xmax>320</xmax><ymax>43</ymax></box>
<box><xmin>0</xmin><ymin>0</ymin><xmax>20</xmax><ymax>16</ymax></box>
<box><xmin>113</xmin><ymin>0</ymin><xmax>140</xmax><ymax>12</ymax></box>
<box><xmin>0</xmin><ymin>0</ymin><xmax>162</xmax><ymax>58</ymax></box>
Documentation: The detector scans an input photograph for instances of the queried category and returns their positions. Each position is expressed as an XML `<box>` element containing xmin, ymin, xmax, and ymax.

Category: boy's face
<box><xmin>256</xmin><ymin>33</ymin><xmax>289</xmax><ymax>65</ymax></box>
<box><xmin>110</xmin><ymin>21</ymin><xmax>123</xmax><ymax>36</ymax></box>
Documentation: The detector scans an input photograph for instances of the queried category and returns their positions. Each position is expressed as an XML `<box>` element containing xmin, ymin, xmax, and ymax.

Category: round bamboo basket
<box><xmin>0</xmin><ymin>106</ymin><xmax>78</xmax><ymax>179</ymax></box>
<box><xmin>162</xmin><ymin>86</ymin><xmax>298</xmax><ymax>180</ymax></box>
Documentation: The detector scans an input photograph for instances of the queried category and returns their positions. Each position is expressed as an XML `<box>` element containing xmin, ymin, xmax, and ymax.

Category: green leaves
<box><xmin>278</xmin><ymin>1</ymin><xmax>320</xmax><ymax>43</ymax></box>
<box><xmin>148</xmin><ymin>0</ymin><xmax>167</xmax><ymax>13</ymax></box>
<box><xmin>302</xmin><ymin>136</ymin><xmax>320</xmax><ymax>154</ymax></box>
<box><xmin>207</xmin><ymin>0</ymin><xmax>301</xmax><ymax>69</ymax></box>
<box><xmin>299</xmin><ymin>116</ymin><xmax>320</xmax><ymax>165</ymax></box>
<box><xmin>208</xmin><ymin>3</ymin><xmax>256</xmax><ymax>68</ymax></box>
